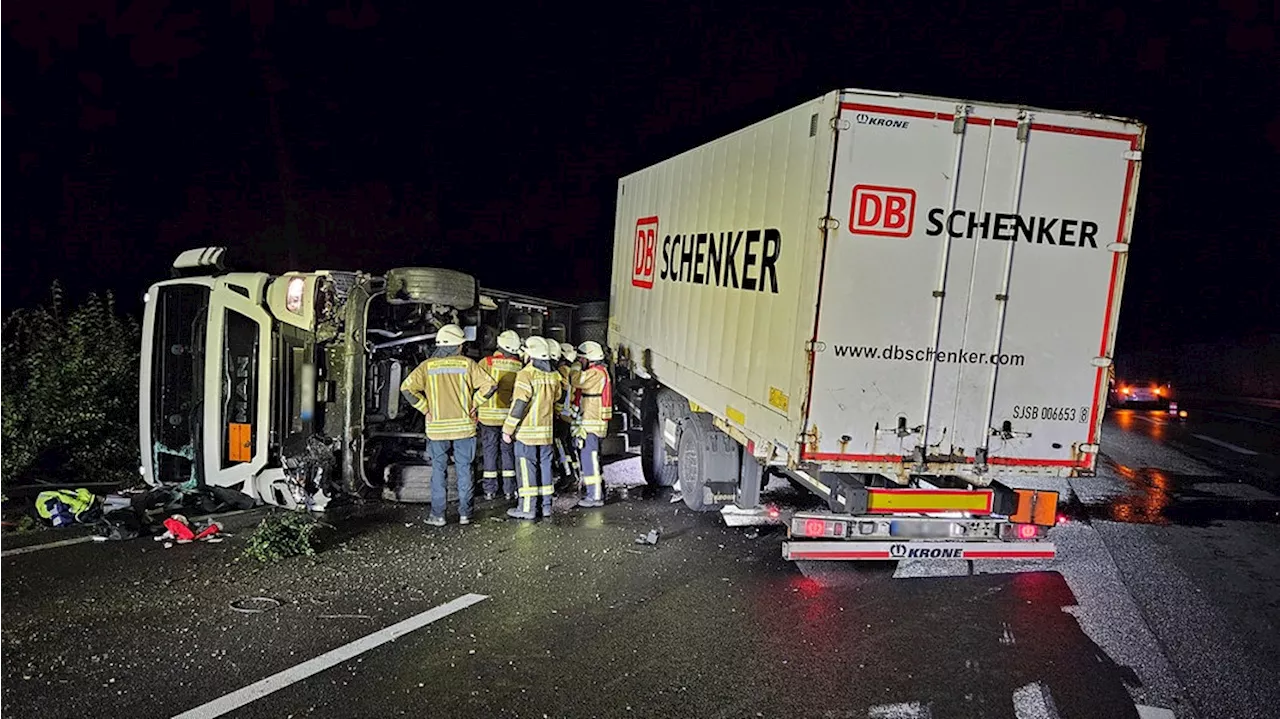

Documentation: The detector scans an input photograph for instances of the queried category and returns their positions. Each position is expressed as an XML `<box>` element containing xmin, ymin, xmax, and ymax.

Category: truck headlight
<box><xmin>286</xmin><ymin>277</ymin><xmax>305</xmax><ymax>312</ymax></box>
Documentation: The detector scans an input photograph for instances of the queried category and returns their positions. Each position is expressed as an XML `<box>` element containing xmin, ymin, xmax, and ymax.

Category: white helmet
<box><xmin>524</xmin><ymin>336</ymin><xmax>552</xmax><ymax>361</ymax></box>
<box><xmin>496</xmin><ymin>329</ymin><xmax>521</xmax><ymax>355</ymax></box>
<box><xmin>436</xmin><ymin>324</ymin><xmax>466</xmax><ymax>347</ymax></box>
<box><xmin>547</xmin><ymin>340</ymin><xmax>562</xmax><ymax>361</ymax></box>
<box><xmin>560</xmin><ymin>343</ymin><xmax>578</xmax><ymax>362</ymax></box>
<box><xmin>578</xmin><ymin>341</ymin><xmax>605</xmax><ymax>362</ymax></box>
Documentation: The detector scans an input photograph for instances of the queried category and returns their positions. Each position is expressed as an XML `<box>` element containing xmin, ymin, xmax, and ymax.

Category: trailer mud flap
<box><xmin>782</xmin><ymin>540</ymin><xmax>1055</xmax><ymax>561</ymax></box>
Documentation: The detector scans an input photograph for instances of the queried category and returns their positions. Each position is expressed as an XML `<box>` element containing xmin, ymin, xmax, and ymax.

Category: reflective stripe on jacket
<box><xmin>478</xmin><ymin>353</ymin><xmax>524</xmax><ymax>426</ymax></box>
<box><xmin>502</xmin><ymin>366</ymin><xmax>564</xmax><ymax>445</ymax></box>
<box><xmin>401</xmin><ymin>356</ymin><xmax>497</xmax><ymax>440</ymax></box>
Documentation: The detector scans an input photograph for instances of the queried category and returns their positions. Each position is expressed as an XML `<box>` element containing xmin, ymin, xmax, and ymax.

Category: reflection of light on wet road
<box><xmin>1105</xmin><ymin>463</ymin><xmax>1172</xmax><ymax>525</ymax></box>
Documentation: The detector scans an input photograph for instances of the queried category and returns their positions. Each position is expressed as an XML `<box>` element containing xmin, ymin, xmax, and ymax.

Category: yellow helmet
<box><xmin>436</xmin><ymin>324</ymin><xmax>466</xmax><ymax>347</ymax></box>
<box><xmin>578</xmin><ymin>341</ymin><xmax>605</xmax><ymax>362</ymax></box>
<box><xmin>496</xmin><ymin>330</ymin><xmax>521</xmax><ymax>355</ymax></box>
<box><xmin>524</xmin><ymin>336</ymin><xmax>552</xmax><ymax>361</ymax></box>
<box><xmin>547</xmin><ymin>340</ymin><xmax>562</xmax><ymax>361</ymax></box>
<box><xmin>560</xmin><ymin>343</ymin><xmax>578</xmax><ymax>362</ymax></box>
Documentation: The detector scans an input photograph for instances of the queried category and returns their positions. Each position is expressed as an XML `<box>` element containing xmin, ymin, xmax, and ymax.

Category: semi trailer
<box><xmin>607</xmin><ymin>88</ymin><xmax>1145</xmax><ymax>560</ymax></box>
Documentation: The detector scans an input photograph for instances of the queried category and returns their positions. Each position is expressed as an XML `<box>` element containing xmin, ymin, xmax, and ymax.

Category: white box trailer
<box><xmin>607</xmin><ymin>88</ymin><xmax>1144</xmax><ymax>560</ymax></box>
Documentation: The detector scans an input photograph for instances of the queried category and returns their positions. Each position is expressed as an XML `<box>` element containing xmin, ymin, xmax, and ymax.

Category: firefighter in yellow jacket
<box><xmin>502</xmin><ymin>336</ymin><xmax>564</xmax><ymax>520</ymax></box>
<box><xmin>401</xmin><ymin>324</ymin><xmax>497</xmax><ymax>526</ymax></box>
<box><xmin>478</xmin><ymin>330</ymin><xmax>524</xmax><ymax>501</ymax></box>
<box><xmin>572</xmin><ymin>341</ymin><xmax>613</xmax><ymax>507</ymax></box>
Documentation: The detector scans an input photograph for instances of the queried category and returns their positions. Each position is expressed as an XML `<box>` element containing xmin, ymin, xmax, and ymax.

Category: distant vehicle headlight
<box><xmin>286</xmin><ymin>277</ymin><xmax>305</xmax><ymax>312</ymax></box>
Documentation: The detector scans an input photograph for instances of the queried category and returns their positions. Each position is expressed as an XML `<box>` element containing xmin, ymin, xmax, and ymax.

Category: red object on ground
<box><xmin>163</xmin><ymin>517</ymin><xmax>196</xmax><ymax>540</ymax></box>
<box><xmin>193</xmin><ymin>523</ymin><xmax>221</xmax><ymax>540</ymax></box>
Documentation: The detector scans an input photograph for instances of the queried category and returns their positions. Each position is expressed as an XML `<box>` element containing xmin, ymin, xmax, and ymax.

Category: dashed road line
<box><xmin>1191</xmin><ymin>433</ymin><xmax>1259</xmax><ymax>455</ymax></box>
<box><xmin>170</xmin><ymin>593</ymin><xmax>489</xmax><ymax>719</ymax></box>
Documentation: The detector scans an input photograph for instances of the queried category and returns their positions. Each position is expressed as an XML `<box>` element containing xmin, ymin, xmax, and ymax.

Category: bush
<box><xmin>243</xmin><ymin>512</ymin><xmax>330</xmax><ymax>563</ymax></box>
<box><xmin>2</xmin><ymin>282</ymin><xmax>141</xmax><ymax>488</ymax></box>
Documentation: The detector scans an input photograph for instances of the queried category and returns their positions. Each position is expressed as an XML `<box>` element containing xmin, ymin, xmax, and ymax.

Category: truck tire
<box><xmin>676</xmin><ymin>412</ymin><xmax>739</xmax><ymax>512</ymax></box>
<box><xmin>576</xmin><ymin>320</ymin><xmax>608</xmax><ymax>347</ymax></box>
<box><xmin>385</xmin><ymin>268</ymin><xmax>476</xmax><ymax>309</ymax></box>
<box><xmin>576</xmin><ymin>301</ymin><xmax>609</xmax><ymax>322</ymax></box>
<box><xmin>641</xmin><ymin>387</ymin><xmax>687</xmax><ymax>487</ymax></box>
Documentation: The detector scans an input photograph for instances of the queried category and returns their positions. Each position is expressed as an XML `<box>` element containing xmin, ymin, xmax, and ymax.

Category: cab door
<box><xmin>202</xmin><ymin>277</ymin><xmax>273</xmax><ymax>488</ymax></box>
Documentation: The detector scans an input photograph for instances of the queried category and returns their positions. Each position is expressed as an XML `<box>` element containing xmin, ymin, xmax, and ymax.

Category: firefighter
<box><xmin>547</xmin><ymin>340</ymin><xmax>576</xmax><ymax>486</ymax></box>
<box><xmin>478</xmin><ymin>330</ymin><xmax>524</xmax><ymax>501</ymax></box>
<box><xmin>400</xmin><ymin>324</ymin><xmax>498</xmax><ymax>526</ymax></box>
<box><xmin>502</xmin><ymin>336</ymin><xmax>565</xmax><ymax>520</ymax></box>
<box><xmin>572</xmin><ymin>340</ymin><xmax>612</xmax><ymax>508</ymax></box>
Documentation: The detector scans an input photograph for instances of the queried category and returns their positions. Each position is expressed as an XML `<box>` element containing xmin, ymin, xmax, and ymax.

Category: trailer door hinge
<box><xmin>1123</xmin><ymin>150</ymin><xmax>1142</xmax><ymax>161</ymax></box>
<box><xmin>952</xmin><ymin>105</ymin><xmax>971</xmax><ymax>134</ymax></box>
<box><xmin>1016</xmin><ymin>113</ymin><xmax>1033</xmax><ymax>143</ymax></box>
<box><xmin>831</xmin><ymin>118</ymin><xmax>851</xmax><ymax>131</ymax></box>
<box><xmin>820</xmin><ymin>216</ymin><xmax>840</xmax><ymax>231</ymax></box>
<box><xmin>806</xmin><ymin>340</ymin><xmax>827</xmax><ymax>353</ymax></box>
<box><xmin>1090</xmin><ymin>356</ymin><xmax>1113</xmax><ymax>368</ymax></box>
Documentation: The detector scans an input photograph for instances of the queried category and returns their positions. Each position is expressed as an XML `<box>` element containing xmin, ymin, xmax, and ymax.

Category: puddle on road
<box><xmin>1063</xmin><ymin>459</ymin><xmax>1280</xmax><ymax>527</ymax></box>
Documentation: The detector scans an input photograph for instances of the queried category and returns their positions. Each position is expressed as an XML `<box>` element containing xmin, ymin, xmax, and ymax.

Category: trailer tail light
<box><xmin>1009</xmin><ymin>489</ymin><xmax>1059</xmax><ymax>527</ymax></box>
<box><xmin>791</xmin><ymin>517</ymin><xmax>848</xmax><ymax>538</ymax></box>
<box><xmin>1000</xmin><ymin>523</ymin><xmax>1044</xmax><ymax>541</ymax></box>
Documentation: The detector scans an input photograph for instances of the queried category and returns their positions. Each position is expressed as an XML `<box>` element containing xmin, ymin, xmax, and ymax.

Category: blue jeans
<box><xmin>429</xmin><ymin>437</ymin><xmax>476</xmax><ymax>520</ymax></box>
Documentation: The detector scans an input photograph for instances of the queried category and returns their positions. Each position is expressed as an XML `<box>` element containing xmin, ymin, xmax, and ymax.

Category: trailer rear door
<box><xmin>802</xmin><ymin>91</ymin><xmax>1143</xmax><ymax>475</ymax></box>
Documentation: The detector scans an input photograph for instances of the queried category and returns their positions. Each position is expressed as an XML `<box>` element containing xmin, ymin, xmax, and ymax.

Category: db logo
<box><xmin>632</xmin><ymin>216</ymin><xmax>658</xmax><ymax>289</ymax></box>
<box><xmin>849</xmin><ymin>185</ymin><xmax>916</xmax><ymax>238</ymax></box>
<box><xmin>889</xmin><ymin>544</ymin><xmax>907</xmax><ymax>559</ymax></box>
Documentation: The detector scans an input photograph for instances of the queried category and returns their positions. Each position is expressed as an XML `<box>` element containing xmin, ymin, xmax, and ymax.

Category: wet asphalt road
<box><xmin>3</xmin><ymin>401</ymin><xmax>1277</xmax><ymax>719</ymax></box>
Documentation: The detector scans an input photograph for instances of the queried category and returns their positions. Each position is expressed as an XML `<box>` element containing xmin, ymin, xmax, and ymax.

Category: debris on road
<box><xmin>228</xmin><ymin>596</ymin><xmax>282</xmax><ymax>614</ymax></box>
<box><xmin>634</xmin><ymin>529</ymin><xmax>660</xmax><ymax>546</ymax></box>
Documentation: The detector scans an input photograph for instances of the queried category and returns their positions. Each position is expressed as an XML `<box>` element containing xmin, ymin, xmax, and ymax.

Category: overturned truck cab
<box><xmin>139</xmin><ymin>247</ymin><xmax>577</xmax><ymax>510</ymax></box>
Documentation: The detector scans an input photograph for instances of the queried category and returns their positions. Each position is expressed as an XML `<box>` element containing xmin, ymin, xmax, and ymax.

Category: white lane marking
<box><xmin>170</xmin><ymin>593</ymin><xmax>489</xmax><ymax>719</ymax></box>
<box><xmin>1</xmin><ymin>536</ymin><xmax>94</xmax><ymax>557</ymax></box>
<box><xmin>1012</xmin><ymin>682</ymin><xmax>1061</xmax><ymax>719</ymax></box>
<box><xmin>1191</xmin><ymin>433</ymin><xmax>1259</xmax><ymax>455</ymax></box>
<box><xmin>867</xmin><ymin>701</ymin><xmax>932</xmax><ymax>718</ymax></box>
<box><xmin>1135</xmin><ymin>705</ymin><xmax>1176</xmax><ymax>719</ymax></box>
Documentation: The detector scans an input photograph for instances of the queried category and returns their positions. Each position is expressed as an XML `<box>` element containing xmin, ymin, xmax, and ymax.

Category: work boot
<box><xmin>576</xmin><ymin>498</ymin><xmax>604</xmax><ymax>508</ymax></box>
<box><xmin>506</xmin><ymin>508</ymin><xmax>536</xmax><ymax>520</ymax></box>
<box><xmin>425</xmin><ymin>516</ymin><xmax>446</xmax><ymax>527</ymax></box>
<box><xmin>483</xmin><ymin>492</ymin><xmax>496</xmax><ymax>501</ymax></box>
<box><xmin>505</xmin><ymin>492</ymin><xmax>517</xmax><ymax>502</ymax></box>
<box><xmin>459</xmin><ymin>516</ymin><xmax>471</xmax><ymax>525</ymax></box>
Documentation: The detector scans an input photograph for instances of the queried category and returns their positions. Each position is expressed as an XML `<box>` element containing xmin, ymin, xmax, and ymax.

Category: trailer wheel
<box><xmin>641</xmin><ymin>387</ymin><xmax>686</xmax><ymax>487</ymax></box>
<box><xmin>385</xmin><ymin>268</ymin><xmax>477</xmax><ymax>309</ymax></box>
<box><xmin>676</xmin><ymin>413</ymin><xmax>738</xmax><ymax>512</ymax></box>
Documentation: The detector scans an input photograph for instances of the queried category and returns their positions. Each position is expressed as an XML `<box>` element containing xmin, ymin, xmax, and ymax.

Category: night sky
<box><xmin>4</xmin><ymin>1</ymin><xmax>1277</xmax><ymax>353</ymax></box>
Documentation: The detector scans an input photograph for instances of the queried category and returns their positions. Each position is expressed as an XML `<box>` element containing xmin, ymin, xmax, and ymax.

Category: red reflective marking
<box><xmin>1031</xmin><ymin>122</ymin><xmax>1139</xmax><ymax>143</ymax></box>
<box><xmin>840</xmin><ymin>102</ymin><xmax>937</xmax><ymax>119</ymax></box>
<box><xmin>963</xmin><ymin>550</ymin><xmax>1055</xmax><ymax>559</ymax></box>
<box><xmin>790</xmin><ymin>550</ymin><xmax>891</xmax><ymax>560</ymax></box>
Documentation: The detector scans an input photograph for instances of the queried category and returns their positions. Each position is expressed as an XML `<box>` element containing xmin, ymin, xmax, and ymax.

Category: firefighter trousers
<box><xmin>578</xmin><ymin>433</ymin><xmax>603</xmax><ymax>502</ymax></box>
<box><xmin>479</xmin><ymin>423</ymin><xmax>516</xmax><ymax>495</ymax></box>
<box><xmin>514</xmin><ymin>441</ymin><xmax>555</xmax><ymax>516</ymax></box>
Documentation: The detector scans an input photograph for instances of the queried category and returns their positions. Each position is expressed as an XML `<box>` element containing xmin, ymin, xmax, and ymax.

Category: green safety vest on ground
<box><xmin>35</xmin><ymin>489</ymin><xmax>98</xmax><ymax>522</ymax></box>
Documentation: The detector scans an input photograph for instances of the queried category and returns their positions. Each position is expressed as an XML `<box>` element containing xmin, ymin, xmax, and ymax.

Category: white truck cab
<box><xmin>138</xmin><ymin>248</ymin><xmax>578</xmax><ymax>510</ymax></box>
